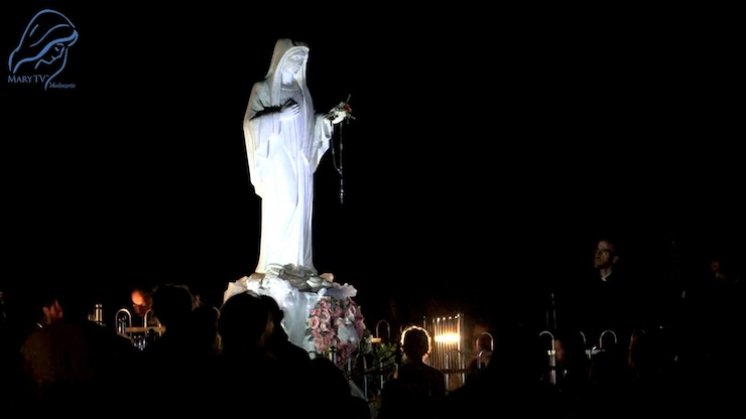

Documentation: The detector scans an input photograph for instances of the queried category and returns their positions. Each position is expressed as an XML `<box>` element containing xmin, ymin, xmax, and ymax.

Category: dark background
<box><xmin>2</xmin><ymin>2</ymin><xmax>742</xmax><ymax>327</ymax></box>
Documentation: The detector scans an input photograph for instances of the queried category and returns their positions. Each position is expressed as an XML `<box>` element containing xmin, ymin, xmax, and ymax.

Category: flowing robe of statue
<box><xmin>243</xmin><ymin>38</ymin><xmax>333</xmax><ymax>276</ymax></box>
<box><xmin>233</xmin><ymin>39</ymin><xmax>360</xmax><ymax>352</ymax></box>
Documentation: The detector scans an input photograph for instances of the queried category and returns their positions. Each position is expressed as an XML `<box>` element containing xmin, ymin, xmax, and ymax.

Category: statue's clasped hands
<box><xmin>279</xmin><ymin>99</ymin><xmax>301</xmax><ymax>121</ymax></box>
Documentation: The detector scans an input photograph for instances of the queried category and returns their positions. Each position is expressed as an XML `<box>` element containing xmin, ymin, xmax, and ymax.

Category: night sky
<box><xmin>2</xmin><ymin>2</ymin><xmax>741</xmax><ymax>325</ymax></box>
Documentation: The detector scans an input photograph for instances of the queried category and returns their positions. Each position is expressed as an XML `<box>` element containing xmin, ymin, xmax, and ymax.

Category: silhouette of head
<box><xmin>402</xmin><ymin>327</ymin><xmax>431</xmax><ymax>362</ymax></box>
<box><xmin>152</xmin><ymin>284</ymin><xmax>193</xmax><ymax>329</ymax></box>
<box><xmin>8</xmin><ymin>9</ymin><xmax>78</xmax><ymax>89</ymax></box>
<box><xmin>219</xmin><ymin>292</ymin><xmax>272</xmax><ymax>351</ymax></box>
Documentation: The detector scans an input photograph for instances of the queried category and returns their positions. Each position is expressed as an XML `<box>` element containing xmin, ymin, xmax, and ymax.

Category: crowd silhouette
<box><xmin>0</xmin><ymin>238</ymin><xmax>742</xmax><ymax>417</ymax></box>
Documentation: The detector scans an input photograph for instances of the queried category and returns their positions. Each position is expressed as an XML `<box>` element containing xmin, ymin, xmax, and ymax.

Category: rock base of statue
<box><xmin>224</xmin><ymin>263</ymin><xmax>364</xmax><ymax>367</ymax></box>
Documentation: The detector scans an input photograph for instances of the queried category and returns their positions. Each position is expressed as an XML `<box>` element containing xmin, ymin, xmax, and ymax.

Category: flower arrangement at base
<box><xmin>306</xmin><ymin>295</ymin><xmax>366</xmax><ymax>368</ymax></box>
<box><xmin>359</xmin><ymin>330</ymin><xmax>398</xmax><ymax>368</ymax></box>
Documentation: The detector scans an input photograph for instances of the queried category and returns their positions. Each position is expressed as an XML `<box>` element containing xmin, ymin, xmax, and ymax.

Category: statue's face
<box><xmin>284</xmin><ymin>51</ymin><xmax>306</xmax><ymax>76</ymax></box>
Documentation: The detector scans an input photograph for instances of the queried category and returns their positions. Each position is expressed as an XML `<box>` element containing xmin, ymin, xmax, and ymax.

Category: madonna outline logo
<box><xmin>8</xmin><ymin>9</ymin><xmax>78</xmax><ymax>90</ymax></box>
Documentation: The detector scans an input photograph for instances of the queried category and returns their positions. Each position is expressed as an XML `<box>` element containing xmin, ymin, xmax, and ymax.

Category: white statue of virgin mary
<box><xmin>229</xmin><ymin>39</ymin><xmax>356</xmax><ymax>351</ymax></box>
<box><xmin>243</xmin><ymin>38</ymin><xmax>334</xmax><ymax>277</ymax></box>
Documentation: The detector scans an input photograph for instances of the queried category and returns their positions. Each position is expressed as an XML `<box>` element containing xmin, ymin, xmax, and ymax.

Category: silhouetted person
<box><xmin>584</xmin><ymin>239</ymin><xmax>642</xmax><ymax>347</ymax></box>
<box><xmin>259</xmin><ymin>295</ymin><xmax>310</xmax><ymax>369</ymax></box>
<box><xmin>129</xmin><ymin>286</ymin><xmax>157</xmax><ymax>328</ymax></box>
<box><xmin>307</xmin><ymin>357</ymin><xmax>369</xmax><ymax>419</ymax></box>
<box><xmin>465</xmin><ymin>330</ymin><xmax>493</xmax><ymax>384</ymax></box>
<box><xmin>216</xmin><ymin>292</ymin><xmax>305</xmax><ymax>414</ymax></box>
<box><xmin>446</xmin><ymin>326</ymin><xmax>558</xmax><ymax>418</ymax></box>
<box><xmin>143</xmin><ymin>284</ymin><xmax>215</xmax><ymax>414</ymax></box>
<box><xmin>684</xmin><ymin>253</ymin><xmax>744</xmax><ymax>376</ymax></box>
<box><xmin>379</xmin><ymin>327</ymin><xmax>446</xmax><ymax>419</ymax></box>
<box><xmin>20</xmin><ymin>287</ymin><xmax>136</xmax><ymax>413</ymax></box>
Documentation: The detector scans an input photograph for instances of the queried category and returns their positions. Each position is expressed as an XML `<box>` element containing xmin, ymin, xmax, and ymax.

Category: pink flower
<box><xmin>309</xmin><ymin>316</ymin><xmax>320</xmax><ymax>330</ymax></box>
<box><xmin>306</xmin><ymin>295</ymin><xmax>367</xmax><ymax>368</ymax></box>
<box><xmin>314</xmin><ymin>336</ymin><xmax>325</xmax><ymax>349</ymax></box>
<box><xmin>319</xmin><ymin>309</ymin><xmax>331</xmax><ymax>323</ymax></box>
